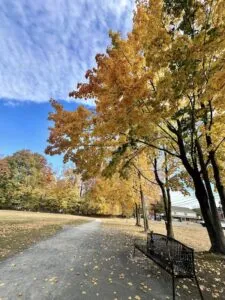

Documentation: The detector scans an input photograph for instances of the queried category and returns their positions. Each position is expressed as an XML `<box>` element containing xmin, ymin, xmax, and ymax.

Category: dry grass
<box><xmin>0</xmin><ymin>210</ymin><xmax>91</xmax><ymax>260</ymax></box>
<box><xmin>102</xmin><ymin>218</ymin><xmax>212</xmax><ymax>252</ymax></box>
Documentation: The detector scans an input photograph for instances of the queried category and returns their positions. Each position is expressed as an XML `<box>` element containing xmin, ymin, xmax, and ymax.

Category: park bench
<box><xmin>134</xmin><ymin>232</ymin><xmax>204</xmax><ymax>300</ymax></box>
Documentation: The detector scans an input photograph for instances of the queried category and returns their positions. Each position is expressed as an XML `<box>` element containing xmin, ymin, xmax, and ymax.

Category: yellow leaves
<box><xmin>90</xmin><ymin>277</ymin><xmax>98</xmax><ymax>285</ymax></box>
<box><xmin>212</xmin><ymin>292</ymin><xmax>220</xmax><ymax>298</ymax></box>
<box><xmin>48</xmin><ymin>276</ymin><xmax>58</xmax><ymax>283</ymax></box>
<box><xmin>133</xmin><ymin>1</ymin><xmax>170</xmax><ymax>68</ymax></box>
<box><xmin>108</xmin><ymin>277</ymin><xmax>113</xmax><ymax>283</ymax></box>
<box><xmin>46</xmin><ymin>102</ymin><xmax>92</xmax><ymax>159</ymax></box>
<box><xmin>85</xmin><ymin>174</ymin><xmax>137</xmax><ymax>216</ymax></box>
<box><xmin>46</xmin><ymin>2</ymin><xmax>172</xmax><ymax>184</ymax></box>
<box><xmin>209</xmin><ymin>70</ymin><xmax>225</xmax><ymax>93</ymax></box>
<box><xmin>45</xmin><ymin>0</ymin><xmax>225</xmax><ymax>227</ymax></box>
<box><xmin>140</xmin><ymin>282</ymin><xmax>149</xmax><ymax>291</ymax></box>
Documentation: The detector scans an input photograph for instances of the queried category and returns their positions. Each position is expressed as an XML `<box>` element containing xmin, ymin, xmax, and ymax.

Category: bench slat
<box><xmin>134</xmin><ymin>232</ymin><xmax>195</xmax><ymax>277</ymax></box>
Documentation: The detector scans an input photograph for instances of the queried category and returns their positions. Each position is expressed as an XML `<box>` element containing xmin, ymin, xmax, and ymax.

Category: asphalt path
<box><xmin>0</xmin><ymin>221</ymin><xmax>179</xmax><ymax>300</ymax></box>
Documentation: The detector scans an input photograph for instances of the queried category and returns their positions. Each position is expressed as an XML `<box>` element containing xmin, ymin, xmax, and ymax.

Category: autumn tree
<box><xmin>46</xmin><ymin>0</ymin><xmax>225</xmax><ymax>253</ymax></box>
<box><xmin>43</xmin><ymin>168</ymin><xmax>80</xmax><ymax>214</ymax></box>
<box><xmin>80</xmin><ymin>174</ymin><xmax>135</xmax><ymax>216</ymax></box>
<box><xmin>164</xmin><ymin>0</ymin><xmax>225</xmax><ymax>218</ymax></box>
<box><xmin>159</xmin><ymin>0</ymin><xmax>225</xmax><ymax>252</ymax></box>
<box><xmin>129</xmin><ymin>159</ymin><xmax>158</xmax><ymax>232</ymax></box>
<box><xmin>0</xmin><ymin>150</ymin><xmax>53</xmax><ymax>210</ymax></box>
<box><xmin>153</xmin><ymin>155</ymin><xmax>174</xmax><ymax>238</ymax></box>
<box><xmin>0</xmin><ymin>158</ymin><xmax>12</xmax><ymax>208</ymax></box>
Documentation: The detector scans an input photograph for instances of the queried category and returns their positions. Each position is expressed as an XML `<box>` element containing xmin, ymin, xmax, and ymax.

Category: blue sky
<box><xmin>0</xmin><ymin>0</ymin><xmax>135</xmax><ymax>165</ymax></box>
<box><xmin>0</xmin><ymin>100</ymin><xmax>79</xmax><ymax>173</ymax></box>
<box><xmin>0</xmin><ymin>0</ymin><xmax>134</xmax><ymax>103</ymax></box>
<box><xmin>0</xmin><ymin>0</ymin><xmax>203</xmax><ymax>208</ymax></box>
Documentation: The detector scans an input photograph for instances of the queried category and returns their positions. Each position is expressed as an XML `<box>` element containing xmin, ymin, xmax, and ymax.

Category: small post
<box><xmin>172</xmin><ymin>275</ymin><xmax>176</xmax><ymax>300</ymax></box>
<box><xmin>194</xmin><ymin>275</ymin><xmax>204</xmax><ymax>300</ymax></box>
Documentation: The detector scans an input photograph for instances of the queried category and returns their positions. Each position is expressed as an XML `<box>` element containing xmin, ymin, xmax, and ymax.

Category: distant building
<box><xmin>171</xmin><ymin>206</ymin><xmax>198</xmax><ymax>222</ymax></box>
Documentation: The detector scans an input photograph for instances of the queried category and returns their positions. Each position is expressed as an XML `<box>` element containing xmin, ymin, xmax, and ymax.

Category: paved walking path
<box><xmin>0</xmin><ymin>221</ymin><xmax>175</xmax><ymax>300</ymax></box>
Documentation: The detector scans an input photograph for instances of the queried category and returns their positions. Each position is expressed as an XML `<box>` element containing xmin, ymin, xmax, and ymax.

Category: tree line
<box><xmin>0</xmin><ymin>150</ymin><xmax>158</xmax><ymax>217</ymax></box>
<box><xmin>46</xmin><ymin>0</ymin><xmax>225</xmax><ymax>254</ymax></box>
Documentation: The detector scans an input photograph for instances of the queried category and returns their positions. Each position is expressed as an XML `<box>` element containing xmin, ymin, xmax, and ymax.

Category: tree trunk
<box><xmin>153</xmin><ymin>207</ymin><xmax>157</xmax><ymax>220</ymax></box>
<box><xmin>80</xmin><ymin>182</ymin><xmax>83</xmax><ymax>198</ymax></box>
<box><xmin>135</xmin><ymin>203</ymin><xmax>141</xmax><ymax>226</ymax></box>
<box><xmin>209</xmin><ymin>150</ymin><xmax>225</xmax><ymax>218</ymax></box>
<box><xmin>196</xmin><ymin>140</ymin><xmax>225</xmax><ymax>253</ymax></box>
<box><xmin>153</xmin><ymin>158</ymin><xmax>174</xmax><ymax>238</ymax></box>
<box><xmin>203</xmin><ymin>103</ymin><xmax>225</xmax><ymax>218</ymax></box>
<box><xmin>165</xmin><ymin>187</ymin><xmax>174</xmax><ymax>238</ymax></box>
<box><xmin>174</xmin><ymin>122</ymin><xmax>225</xmax><ymax>254</ymax></box>
<box><xmin>193</xmin><ymin>173</ymin><xmax>225</xmax><ymax>254</ymax></box>
<box><xmin>138</xmin><ymin>171</ymin><xmax>149</xmax><ymax>232</ymax></box>
<box><xmin>165</xmin><ymin>153</ymin><xmax>174</xmax><ymax>238</ymax></box>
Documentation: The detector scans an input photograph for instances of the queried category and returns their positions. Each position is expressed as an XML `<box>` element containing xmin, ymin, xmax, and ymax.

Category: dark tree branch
<box><xmin>136</xmin><ymin>139</ymin><xmax>180</xmax><ymax>158</ymax></box>
<box><xmin>131</xmin><ymin>163</ymin><xmax>158</xmax><ymax>186</ymax></box>
<box><xmin>157</xmin><ymin>123</ymin><xmax>178</xmax><ymax>144</ymax></box>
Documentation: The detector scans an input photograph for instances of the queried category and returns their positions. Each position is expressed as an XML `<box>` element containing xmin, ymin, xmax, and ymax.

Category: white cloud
<box><xmin>0</xmin><ymin>0</ymin><xmax>135</xmax><ymax>104</ymax></box>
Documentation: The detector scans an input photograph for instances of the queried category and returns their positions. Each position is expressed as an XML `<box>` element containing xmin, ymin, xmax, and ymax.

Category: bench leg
<box><xmin>194</xmin><ymin>275</ymin><xmax>204</xmax><ymax>300</ymax></box>
<box><xmin>172</xmin><ymin>275</ymin><xmax>176</xmax><ymax>300</ymax></box>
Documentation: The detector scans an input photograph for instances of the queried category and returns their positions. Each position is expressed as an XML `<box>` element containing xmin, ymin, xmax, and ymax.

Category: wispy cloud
<box><xmin>0</xmin><ymin>0</ymin><xmax>135</xmax><ymax>105</ymax></box>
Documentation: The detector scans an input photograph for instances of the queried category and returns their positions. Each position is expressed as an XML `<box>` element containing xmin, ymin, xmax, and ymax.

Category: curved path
<box><xmin>0</xmin><ymin>221</ymin><xmax>173</xmax><ymax>300</ymax></box>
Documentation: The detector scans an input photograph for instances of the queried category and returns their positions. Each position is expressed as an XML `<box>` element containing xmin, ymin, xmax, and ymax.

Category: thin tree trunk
<box><xmin>153</xmin><ymin>206</ymin><xmax>157</xmax><ymax>220</ymax></box>
<box><xmin>153</xmin><ymin>158</ymin><xmax>174</xmax><ymax>238</ymax></box>
<box><xmin>135</xmin><ymin>203</ymin><xmax>141</xmax><ymax>226</ymax></box>
<box><xmin>80</xmin><ymin>182</ymin><xmax>83</xmax><ymax>198</ymax></box>
<box><xmin>209</xmin><ymin>150</ymin><xmax>225</xmax><ymax>218</ymax></box>
<box><xmin>165</xmin><ymin>153</ymin><xmax>174</xmax><ymax>238</ymax></box>
<box><xmin>165</xmin><ymin>187</ymin><xmax>174</xmax><ymax>238</ymax></box>
<box><xmin>138</xmin><ymin>171</ymin><xmax>149</xmax><ymax>232</ymax></box>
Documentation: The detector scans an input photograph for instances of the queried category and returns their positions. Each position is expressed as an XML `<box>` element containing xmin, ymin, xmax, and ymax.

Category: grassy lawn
<box><xmin>103</xmin><ymin>218</ymin><xmax>225</xmax><ymax>299</ymax></box>
<box><xmin>0</xmin><ymin>210</ymin><xmax>90</xmax><ymax>260</ymax></box>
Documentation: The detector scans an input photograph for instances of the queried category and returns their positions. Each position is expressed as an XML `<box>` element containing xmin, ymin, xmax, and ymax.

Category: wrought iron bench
<box><xmin>134</xmin><ymin>232</ymin><xmax>204</xmax><ymax>300</ymax></box>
